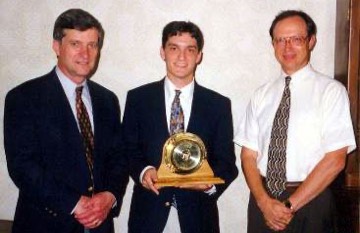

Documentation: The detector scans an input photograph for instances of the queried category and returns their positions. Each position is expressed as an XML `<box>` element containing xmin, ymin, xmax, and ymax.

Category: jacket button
<box><xmin>88</xmin><ymin>186</ymin><xmax>93</xmax><ymax>192</ymax></box>
<box><xmin>165</xmin><ymin>202</ymin><xmax>170</xmax><ymax>207</ymax></box>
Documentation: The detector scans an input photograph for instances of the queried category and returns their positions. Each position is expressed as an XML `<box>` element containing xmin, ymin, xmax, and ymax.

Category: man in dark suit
<box><xmin>122</xmin><ymin>21</ymin><xmax>238</xmax><ymax>233</ymax></box>
<box><xmin>4</xmin><ymin>9</ymin><xmax>128</xmax><ymax>233</ymax></box>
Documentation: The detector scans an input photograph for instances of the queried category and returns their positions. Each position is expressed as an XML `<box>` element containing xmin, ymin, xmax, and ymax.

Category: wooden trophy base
<box><xmin>155</xmin><ymin>160</ymin><xmax>224</xmax><ymax>188</ymax></box>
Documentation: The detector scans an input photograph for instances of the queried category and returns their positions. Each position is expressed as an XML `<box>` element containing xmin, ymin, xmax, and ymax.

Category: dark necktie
<box><xmin>75</xmin><ymin>86</ymin><xmax>95</xmax><ymax>193</ymax></box>
<box><xmin>169</xmin><ymin>90</ymin><xmax>184</xmax><ymax>135</ymax></box>
<box><xmin>266</xmin><ymin>76</ymin><xmax>291</xmax><ymax>197</ymax></box>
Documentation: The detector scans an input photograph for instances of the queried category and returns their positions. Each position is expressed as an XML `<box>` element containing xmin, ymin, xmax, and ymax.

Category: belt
<box><xmin>286</xmin><ymin>181</ymin><xmax>302</xmax><ymax>188</ymax></box>
<box><xmin>285</xmin><ymin>181</ymin><xmax>302</xmax><ymax>194</ymax></box>
<box><xmin>261</xmin><ymin>176</ymin><xmax>302</xmax><ymax>193</ymax></box>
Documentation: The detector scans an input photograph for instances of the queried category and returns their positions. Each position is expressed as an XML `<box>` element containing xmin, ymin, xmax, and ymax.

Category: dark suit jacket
<box><xmin>122</xmin><ymin>79</ymin><xmax>238</xmax><ymax>232</ymax></box>
<box><xmin>4</xmin><ymin>68</ymin><xmax>128</xmax><ymax>233</ymax></box>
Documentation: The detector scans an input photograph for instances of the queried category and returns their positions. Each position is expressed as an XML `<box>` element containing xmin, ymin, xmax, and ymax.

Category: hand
<box><xmin>75</xmin><ymin>192</ymin><xmax>116</xmax><ymax>229</ymax></box>
<box><xmin>178</xmin><ymin>183</ymin><xmax>213</xmax><ymax>191</ymax></box>
<box><xmin>142</xmin><ymin>168</ymin><xmax>160</xmax><ymax>195</ymax></box>
<box><xmin>74</xmin><ymin>196</ymin><xmax>91</xmax><ymax>215</ymax></box>
<box><xmin>258</xmin><ymin>197</ymin><xmax>293</xmax><ymax>231</ymax></box>
<box><xmin>74</xmin><ymin>196</ymin><xmax>98</xmax><ymax>228</ymax></box>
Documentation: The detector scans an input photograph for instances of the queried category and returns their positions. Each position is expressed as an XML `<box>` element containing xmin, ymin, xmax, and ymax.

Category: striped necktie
<box><xmin>266</xmin><ymin>76</ymin><xmax>291</xmax><ymax>197</ymax></box>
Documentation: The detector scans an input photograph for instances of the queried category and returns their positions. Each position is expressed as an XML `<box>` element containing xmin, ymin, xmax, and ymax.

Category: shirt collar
<box><xmin>280</xmin><ymin>63</ymin><xmax>312</xmax><ymax>85</ymax></box>
<box><xmin>56</xmin><ymin>66</ymin><xmax>89</xmax><ymax>98</ymax></box>
<box><xmin>164</xmin><ymin>76</ymin><xmax>194</xmax><ymax>100</ymax></box>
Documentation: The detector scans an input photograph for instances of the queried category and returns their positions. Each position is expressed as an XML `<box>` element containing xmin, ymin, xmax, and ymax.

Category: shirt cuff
<box><xmin>71</xmin><ymin>200</ymin><xmax>80</xmax><ymax>214</ymax></box>
<box><xmin>204</xmin><ymin>185</ymin><xmax>217</xmax><ymax>195</ymax></box>
<box><xmin>139</xmin><ymin>165</ymin><xmax>156</xmax><ymax>183</ymax></box>
<box><xmin>107</xmin><ymin>192</ymin><xmax>117</xmax><ymax>209</ymax></box>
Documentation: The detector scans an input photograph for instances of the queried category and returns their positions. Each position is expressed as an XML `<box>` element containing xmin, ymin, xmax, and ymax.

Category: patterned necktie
<box><xmin>75</xmin><ymin>86</ymin><xmax>95</xmax><ymax>193</ymax></box>
<box><xmin>266</xmin><ymin>76</ymin><xmax>291</xmax><ymax>197</ymax></box>
<box><xmin>169</xmin><ymin>90</ymin><xmax>184</xmax><ymax>135</ymax></box>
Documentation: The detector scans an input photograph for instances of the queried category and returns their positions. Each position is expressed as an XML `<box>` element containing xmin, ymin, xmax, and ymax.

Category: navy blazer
<box><xmin>122</xmin><ymin>79</ymin><xmax>238</xmax><ymax>232</ymax></box>
<box><xmin>4</xmin><ymin>68</ymin><xmax>128</xmax><ymax>233</ymax></box>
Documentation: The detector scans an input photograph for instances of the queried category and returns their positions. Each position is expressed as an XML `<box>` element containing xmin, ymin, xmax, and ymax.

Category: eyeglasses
<box><xmin>273</xmin><ymin>36</ymin><xmax>308</xmax><ymax>47</ymax></box>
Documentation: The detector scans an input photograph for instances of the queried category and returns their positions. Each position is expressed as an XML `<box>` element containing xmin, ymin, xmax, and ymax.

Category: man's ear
<box><xmin>52</xmin><ymin>40</ymin><xmax>60</xmax><ymax>57</ymax></box>
<box><xmin>309</xmin><ymin>35</ymin><xmax>317</xmax><ymax>51</ymax></box>
<box><xmin>160</xmin><ymin>46</ymin><xmax>165</xmax><ymax>61</ymax></box>
<box><xmin>196</xmin><ymin>51</ymin><xmax>203</xmax><ymax>64</ymax></box>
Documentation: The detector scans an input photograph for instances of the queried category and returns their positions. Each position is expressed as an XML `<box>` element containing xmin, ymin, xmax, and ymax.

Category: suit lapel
<box><xmin>186</xmin><ymin>82</ymin><xmax>213</xmax><ymax>145</ymax></box>
<box><xmin>153</xmin><ymin>79</ymin><xmax>170</xmax><ymax>137</ymax></box>
<box><xmin>87</xmin><ymin>81</ymin><xmax>116</xmax><ymax>162</ymax></box>
<box><xmin>187</xmin><ymin>82</ymin><xmax>202</xmax><ymax>133</ymax></box>
<box><xmin>87</xmin><ymin>82</ymin><xmax>97</xmax><ymax>135</ymax></box>
<box><xmin>45</xmin><ymin>70</ymin><xmax>81</xmax><ymax>141</ymax></box>
<box><xmin>44</xmin><ymin>69</ymin><xmax>90</xmax><ymax>189</ymax></box>
<box><xmin>87</xmin><ymin>81</ymin><xmax>103</xmax><ymax>157</ymax></box>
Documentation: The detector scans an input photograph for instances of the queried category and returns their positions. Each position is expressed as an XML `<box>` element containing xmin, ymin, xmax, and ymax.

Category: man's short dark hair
<box><xmin>162</xmin><ymin>21</ymin><xmax>204</xmax><ymax>51</ymax></box>
<box><xmin>53</xmin><ymin>9</ymin><xmax>104</xmax><ymax>49</ymax></box>
<box><xmin>269</xmin><ymin>10</ymin><xmax>317</xmax><ymax>40</ymax></box>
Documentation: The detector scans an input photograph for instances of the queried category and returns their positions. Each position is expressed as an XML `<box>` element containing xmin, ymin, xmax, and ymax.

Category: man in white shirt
<box><xmin>234</xmin><ymin>10</ymin><xmax>356</xmax><ymax>233</ymax></box>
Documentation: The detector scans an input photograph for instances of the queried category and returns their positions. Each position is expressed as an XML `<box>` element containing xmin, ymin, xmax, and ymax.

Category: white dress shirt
<box><xmin>164</xmin><ymin>77</ymin><xmax>194</xmax><ymax>132</ymax></box>
<box><xmin>56</xmin><ymin>66</ymin><xmax>94</xmax><ymax>131</ymax></box>
<box><xmin>234</xmin><ymin>64</ymin><xmax>356</xmax><ymax>181</ymax></box>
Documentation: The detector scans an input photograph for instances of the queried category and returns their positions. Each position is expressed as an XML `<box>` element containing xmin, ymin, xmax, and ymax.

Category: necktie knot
<box><xmin>174</xmin><ymin>90</ymin><xmax>181</xmax><ymax>106</ymax></box>
<box><xmin>285</xmin><ymin>76</ymin><xmax>291</xmax><ymax>86</ymax></box>
<box><xmin>76</xmin><ymin>86</ymin><xmax>84</xmax><ymax>98</ymax></box>
<box><xmin>175</xmin><ymin>90</ymin><xmax>181</xmax><ymax>98</ymax></box>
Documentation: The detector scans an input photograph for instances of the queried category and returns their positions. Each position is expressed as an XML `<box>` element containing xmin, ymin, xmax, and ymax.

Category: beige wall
<box><xmin>0</xmin><ymin>1</ymin><xmax>336</xmax><ymax>232</ymax></box>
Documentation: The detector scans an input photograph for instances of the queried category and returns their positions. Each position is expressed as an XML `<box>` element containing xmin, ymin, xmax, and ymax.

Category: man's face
<box><xmin>272</xmin><ymin>16</ymin><xmax>316</xmax><ymax>75</ymax></box>
<box><xmin>53</xmin><ymin>28</ymin><xmax>100</xmax><ymax>84</ymax></box>
<box><xmin>160</xmin><ymin>32</ymin><xmax>202</xmax><ymax>87</ymax></box>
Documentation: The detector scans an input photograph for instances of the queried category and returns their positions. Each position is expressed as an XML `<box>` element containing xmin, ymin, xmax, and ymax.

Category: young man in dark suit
<box><xmin>122</xmin><ymin>21</ymin><xmax>238</xmax><ymax>233</ymax></box>
<box><xmin>4</xmin><ymin>9</ymin><xmax>128</xmax><ymax>233</ymax></box>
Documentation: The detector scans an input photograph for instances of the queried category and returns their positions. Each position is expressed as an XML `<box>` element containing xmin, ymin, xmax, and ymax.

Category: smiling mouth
<box><xmin>283</xmin><ymin>54</ymin><xmax>296</xmax><ymax>60</ymax></box>
<box><xmin>77</xmin><ymin>61</ymin><xmax>90</xmax><ymax>65</ymax></box>
<box><xmin>175</xmin><ymin>63</ymin><xmax>187</xmax><ymax>68</ymax></box>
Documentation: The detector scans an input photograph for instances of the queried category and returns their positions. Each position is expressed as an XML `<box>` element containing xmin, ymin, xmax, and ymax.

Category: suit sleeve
<box><xmin>122</xmin><ymin>91</ymin><xmax>148</xmax><ymax>184</ymax></box>
<box><xmin>4</xmin><ymin>88</ymin><xmax>80</xmax><ymax>214</ymax></box>
<box><xmin>210</xmin><ymin>98</ymin><xmax>238</xmax><ymax>198</ymax></box>
<box><xmin>100</xmin><ymin>93</ymin><xmax>129</xmax><ymax>216</ymax></box>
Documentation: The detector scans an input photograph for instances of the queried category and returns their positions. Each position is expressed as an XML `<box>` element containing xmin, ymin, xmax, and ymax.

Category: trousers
<box><xmin>247</xmin><ymin>186</ymin><xmax>336</xmax><ymax>233</ymax></box>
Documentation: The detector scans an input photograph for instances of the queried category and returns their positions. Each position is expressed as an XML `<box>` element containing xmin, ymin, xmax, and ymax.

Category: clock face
<box><xmin>163</xmin><ymin>132</ymin><xmax>206</xmax><ymax>174</ymax></box>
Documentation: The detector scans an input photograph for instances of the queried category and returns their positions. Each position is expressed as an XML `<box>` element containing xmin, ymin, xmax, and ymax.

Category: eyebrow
<box><xmin>166</xmin><ymin>42</ymin><xmax>198</xmax><ymax>49</ymax></box>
